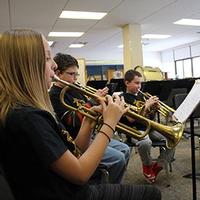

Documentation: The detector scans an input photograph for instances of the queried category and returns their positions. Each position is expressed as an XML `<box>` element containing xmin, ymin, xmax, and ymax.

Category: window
<box><xmin>176</xmin><ymin>60</ymin><xmax>184</xmax><ymax>79</ymax></box>
<box><xmin>183</xmin><ymin>59</ymin><xmax>192</xmax><ymax>78</ymax></box>
<box><xmin>175</xmin><ymin>59</ymin><xmax>192</xmax><ymax>78</ymax></box>
<box><xmin>192</xmin><ymin>57</ymin><xmax>200</xmax><ymax>78</ymax></box>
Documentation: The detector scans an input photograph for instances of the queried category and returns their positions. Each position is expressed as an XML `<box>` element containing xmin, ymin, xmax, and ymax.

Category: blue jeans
<box><xmin>100</xmin><ymin>139</ymin><xmax>130</xmax><ymax>183</ymax></box>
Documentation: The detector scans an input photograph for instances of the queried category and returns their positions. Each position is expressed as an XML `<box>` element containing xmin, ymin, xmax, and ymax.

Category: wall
<box><xmin>143</xmin><ymin>51</ymin><xmax>162</xmax><ymax>67</ymax></box>
<box><xmin>161</xmin><ymin>40</ymin><xmax>200</xmax><ymax>79</ymax></box>
<box><xmin>86</xmin><ymin>64</ymin><xmax>123</xmax><ymax>81</ymax></box>
<box><xmin>85</xmin><ymin>41</ymin><xmax>200</xmax><ymax>81</ymax></box>
<box><xmin>77</xmin><ymin>58</ymin><xmax>86</xmax><ymax>85</ymax></box>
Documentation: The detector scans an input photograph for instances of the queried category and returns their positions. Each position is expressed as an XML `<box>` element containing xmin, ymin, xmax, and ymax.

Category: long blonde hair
<box><xmin>0</xmin><ymin>29</ymin><xmax>54</xmax><ymax>123</ymax></box>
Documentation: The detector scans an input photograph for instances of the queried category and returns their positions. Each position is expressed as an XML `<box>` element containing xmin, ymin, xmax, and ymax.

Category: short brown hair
<box><xmin>54</xmin><ymin>53</ymin><xmax>79</xmax><ymax>72</ymax></box>
<box><xmin>124</xmin><ymin>70</ymin><xmax>142</xmax><ymax>82</ymax></box>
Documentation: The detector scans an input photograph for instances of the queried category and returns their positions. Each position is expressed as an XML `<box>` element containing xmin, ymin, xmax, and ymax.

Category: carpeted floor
<box><xmin>122</xmin><ymin>136</ymin><xmax>200</xmax><ymax>200</ymax></box>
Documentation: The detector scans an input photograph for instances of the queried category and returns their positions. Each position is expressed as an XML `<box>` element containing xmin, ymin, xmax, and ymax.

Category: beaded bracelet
<box><xmin>99</xmin><ymin>130</ymin><xmax>111</xmax><ymax>143</ymax></box>
<box><xmin>102</xmin><ymin>122</ymin><xmax>115</xmax><ymax>133</ymax></box>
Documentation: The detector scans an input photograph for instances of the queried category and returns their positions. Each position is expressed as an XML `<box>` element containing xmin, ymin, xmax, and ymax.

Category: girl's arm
<box><xmin>51</xmin><ymin>95</ymin><xmax>128</xmax><ymax>185</ymax></box>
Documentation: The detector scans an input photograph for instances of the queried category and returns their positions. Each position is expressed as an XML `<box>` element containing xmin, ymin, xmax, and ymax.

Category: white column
<box><xmin>77</xmin><ymin>58</ymin><xmax>86</xmax><ymax>85</ymax></box>
<box><xmin>122</xmin><ymin>24</ymin><xmax>143</xmax><ymax>73</ymax></box>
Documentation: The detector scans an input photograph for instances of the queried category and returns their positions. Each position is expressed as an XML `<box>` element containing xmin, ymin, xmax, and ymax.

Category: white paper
<box><xmin>173</xmin><ymin>79</ymin><xmax>200</xmax><ymax>123</ymax></box>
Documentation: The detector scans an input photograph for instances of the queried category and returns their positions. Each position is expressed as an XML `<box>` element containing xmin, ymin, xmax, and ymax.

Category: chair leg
<box><xmin>199</xmin><ymin>137</ymin><xmax>200</xmax><ymax>158</ymax></box>
<box><xmin>169</xmin><ymin>161</ymin><xmax>172</xmax><ymax>172</ymax></box>
<box><xmin>133</xmin><ymin>146</ymin><xmax>138</xmax><ymax>154</ymax></box>
<box><xmin>100</xmin><ymin>168</ymin><xmax>109</xmax><ymax>183</ymax></box>
<box><xmin>161</xmin><ymin>158</ymin><xmax>171</xmax><ymax>186</ymax></box>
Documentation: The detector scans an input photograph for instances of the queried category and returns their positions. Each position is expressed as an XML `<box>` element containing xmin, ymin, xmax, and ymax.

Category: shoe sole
<box><xmin>153</xmin><ymin>166</ymin><xmax>163</xmax><ymax>177</ymax></box>
<box><xmin>143</xmin><ymin>173</ymin><xmax>155</xmax><ymax>183</ymax></box>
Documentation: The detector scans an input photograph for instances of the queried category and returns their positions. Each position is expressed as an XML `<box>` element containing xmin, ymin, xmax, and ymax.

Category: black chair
<box><xmin>164</xmin><ymin>88</ymin><xmax>187</xmax><ymax>108</ymax></box>
<box><xmin>89</xmin><ymin>164</ymin><xmax>109</xmax><ymax>184</ymax></box>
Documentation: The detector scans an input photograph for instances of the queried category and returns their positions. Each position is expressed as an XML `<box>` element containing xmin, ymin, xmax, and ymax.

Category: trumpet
<box><xmin>54</xmin><ymin>75</ymin><xmax>184</xmax><ymax>149</ymax></box>
<box><xmin>75</xmin><ymin>82</ymin><xmax>141</xmax><ymax>113</ymax></box>
<box><xmin>75</xmin><ymin>82</ymin><xmax>97</xmax><ymax>94</ymax></box>
<box><xmin>138</xmin><ymin>90</ymin><xmax>175</xmax><ymax>117</ymax></box>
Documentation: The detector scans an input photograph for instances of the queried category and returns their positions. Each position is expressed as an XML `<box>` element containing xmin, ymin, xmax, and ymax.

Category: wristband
<box><xmin>102</xmin><ymin>122</ymin><xmax>115</xmax><ymax>133</ymax></box>
<box><xmin>99</xmin><ymin>130</ymin><xmax>111</xmax><ymax>143</ymax></box>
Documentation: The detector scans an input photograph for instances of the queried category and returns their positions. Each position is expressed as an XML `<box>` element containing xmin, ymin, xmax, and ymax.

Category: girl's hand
<box><xmin>100</xmin><ymin>94</ymin><xmax>129</xmax><ymax>127</ymax></box>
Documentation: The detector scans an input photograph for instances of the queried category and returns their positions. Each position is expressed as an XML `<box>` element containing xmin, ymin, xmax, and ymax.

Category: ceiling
<box><xmin>1</xmin><ymin>0</ymin><xmax>200</xmax><ymax>63</ymax></box>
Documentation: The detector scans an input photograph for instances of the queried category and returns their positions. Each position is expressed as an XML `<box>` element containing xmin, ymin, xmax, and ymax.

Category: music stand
<box><xmin>106</xmin><ymin>83</ymin><xmax>118</xmax><ymax>95</ymax></box>
<box><xmin>110</xmin><ymin>78</ymin><xmax>125</xmax><ymax>92</ymax></box>
<box><xmin>86</xmin><ymin>80</ymin><xmax>108</xmax><ymax>90</ymax></box>
<box><xmin>188</xmin><ymin>115</ymin><xmax>197</xmax><ymax>200</ymax></box>
<box><xmin>174</xmin><ymin>92</ymin><xmax>200</xmax><ymax>200</ymax></box>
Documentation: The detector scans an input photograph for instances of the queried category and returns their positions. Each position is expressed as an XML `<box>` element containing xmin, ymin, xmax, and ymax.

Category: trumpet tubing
<box><xmin>126</xmin><ymin>109</ymin><xmax>184</xmax><ymax>149</ymax></box>
<box><xmin>54</xmin><ymin>75</ymin><xmax>184</xmax><ymax>149</ymax></box>
<box><xmin>138</xmin><ymin>90</ymin><xmax>175</xmax><ymax>116</ymax></box>
<box><xmin>75</xmin><ymin>82</ymin><xmax>97</xmax><ymax>94</ymax></box>
<box><xmin>60</xmin><ymin>85</ymin><xmax>150</xmax><ymax>140</ymax></box>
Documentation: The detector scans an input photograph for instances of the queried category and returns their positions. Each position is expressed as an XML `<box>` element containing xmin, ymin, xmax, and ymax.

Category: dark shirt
<box><xmin>120</xmin><ymin>92</ymin><xmax>146</xmax><ymax>131</ymax></box>
<box><xmin>0</xmin><ymin>106</ymin><xmax>89</xmax><ymax>200</ymax></box>
<box><xmin>120</xmin><ymin>92</ymin><xmax>156</xmax><ymax>130</ymax></box>
<box><xmin>49</xmin><ymin>85</ymin><xmax>92</xmax><ymax>139</ymax></box>
<box><xmin>121</xmin><ymin>92</ymin><xmax>144</xmax><ymax>106</ymax></box>
<box><xmin>0</xmin><ymin>164</ymin><xmax>15</xmax><ymax>200</ymax></box>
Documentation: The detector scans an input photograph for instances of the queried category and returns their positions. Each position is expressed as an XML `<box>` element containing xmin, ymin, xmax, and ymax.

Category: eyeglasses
<box><xmin>64</xmin><ymin>72</ymin><xmax>80</xmax><ymax>77</ymax></box>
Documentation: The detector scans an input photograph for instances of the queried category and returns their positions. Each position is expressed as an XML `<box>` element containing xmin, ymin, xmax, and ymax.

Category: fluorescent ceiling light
<box><xmin>174</xmin><ymin>18</ymin><xmax>200</xmax><ymax>26</ymax></box>
<box><xmin>142</xmin><ymin>34</ymin><xmax>171</xmax><ymax>39</ymax></box>
<box><xmin>69</xmin><ymin>43</ymin><xmax>84</xmax><ymax>48</ymax></box>
<box><xmin>48</xmin><ymin>32</ymin><xmax>84</xmax><ymax>37</ymax></box>
<box><xmin>48</xmin><ymin>41</ymin><xmax>54</xmax><ymax>46</ymax></box>
<box><xmin>60</xmin><ymin>11</ymin><xmax>107</xmax><ymax>20</ymax></box>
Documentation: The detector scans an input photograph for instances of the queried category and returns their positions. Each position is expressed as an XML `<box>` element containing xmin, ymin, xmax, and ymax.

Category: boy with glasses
<box><xmin>49</xmin><ymin>53</ymin><xmax>131</xmax><ymax>184</ymax></box>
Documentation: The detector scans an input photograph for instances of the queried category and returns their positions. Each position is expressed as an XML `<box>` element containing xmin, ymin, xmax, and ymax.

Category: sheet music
<box><xmin>173</xmin><ymin>79</ymin><xmax>200</xmax><ymax>123</ymax></box>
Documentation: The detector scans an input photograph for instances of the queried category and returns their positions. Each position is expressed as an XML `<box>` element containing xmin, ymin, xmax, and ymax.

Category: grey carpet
<box><xmin>122</xmin><ymin>137</ymin><xmax>200</xmax><ymax>200</ymax></box>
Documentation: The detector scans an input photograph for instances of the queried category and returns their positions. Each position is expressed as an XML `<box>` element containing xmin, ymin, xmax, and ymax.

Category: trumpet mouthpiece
<box><xmin>53</xmin><ymin>75</ymin><xmax>60</xmax><ymax>82</ymax></box>
<box><xmin>53</xmin><ymin>75</ymin><xmax>71</xmax><ymax>86</ymax></box>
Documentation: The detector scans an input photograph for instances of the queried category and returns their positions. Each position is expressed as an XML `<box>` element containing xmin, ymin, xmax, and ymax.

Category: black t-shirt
<box><xmin>0</xmin><ymin>106</ymin><xmax>89</xmax><ymax>200</ymax></box>
<box><xmin>49</xmin><ymin>85</ymin><xmax>92</xmax><ymax>139</ymax></box>
<box><xmin>120</xmin><ymin>92</ymin><xmax>146</xmax><ymax>131</ymax></box>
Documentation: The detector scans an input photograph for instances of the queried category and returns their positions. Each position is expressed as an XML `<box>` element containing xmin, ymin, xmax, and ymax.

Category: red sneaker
<box><xmin>152</xmin><ymin>162</ymin><xmax>163</xmax><ymax>177</ymax></box>
<box><xmin>143</xmin><ymin>164</ymin><xmax>155</xmax><ymax>183</ymax></box>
